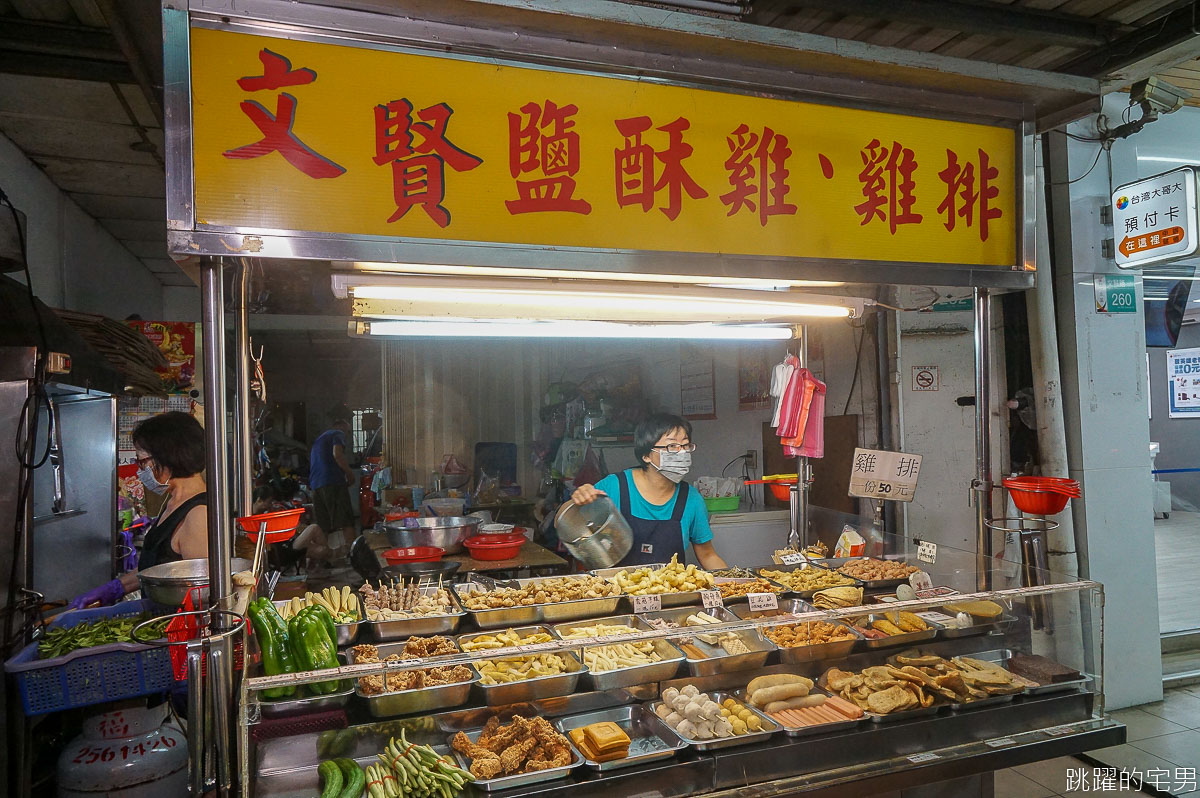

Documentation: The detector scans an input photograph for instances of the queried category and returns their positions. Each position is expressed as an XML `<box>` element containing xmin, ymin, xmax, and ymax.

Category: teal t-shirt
<box><xmin>595</xmin><ymin>469</ymin><xmax>714</xmax><ymax>551</ymax></box>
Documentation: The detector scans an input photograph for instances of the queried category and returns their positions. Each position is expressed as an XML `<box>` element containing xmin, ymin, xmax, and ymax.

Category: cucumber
<box><xmin>336</xmin><ymin>758</ymin><xmax>366</xmax><ymax>798</ymax></box>
<box><xmin>319</xmin><ymin>759</ymin><xmax>343</xmax><ymax>798</ymax></box>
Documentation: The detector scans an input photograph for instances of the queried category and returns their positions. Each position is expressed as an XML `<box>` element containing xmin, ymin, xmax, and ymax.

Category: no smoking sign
<box><xmin>912</xmin><ymin>366</ymin><xmax>939</xmax><ymax>392</ymax></box>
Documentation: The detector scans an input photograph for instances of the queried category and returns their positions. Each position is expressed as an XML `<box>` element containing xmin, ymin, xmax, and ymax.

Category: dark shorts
<box><xmin>313</xmin><ymin>484</ymin><xmax>356</xmax><ymax>532</ymax></box>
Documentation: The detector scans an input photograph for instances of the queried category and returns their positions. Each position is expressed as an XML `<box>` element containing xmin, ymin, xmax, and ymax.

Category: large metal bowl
<box><xmin>382</xmin><ymin>516</ymin><xmax>481</xmax><ymax>554</ymax></box>
<box><xmin>138</xmin><ymin>557</ymin><xmax>252</xmax><ymax>609</ymax></box>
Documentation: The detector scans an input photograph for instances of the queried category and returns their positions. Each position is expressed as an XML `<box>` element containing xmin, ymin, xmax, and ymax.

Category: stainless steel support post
<box><xmin>234</xmin><ymin>258</ymin><xmax>254</xmax><ymax>517</ymax></box>
<box><xmin>793</xmin><ymin>325</ymin><xmax>811</xmax><ymax>550</ymax></box>
<box><xmin>186</xmin><ymin>641</ymin><xmax>205</xmax><ymax>796</ymax></box>
<box><xmin>209</xmin><ymin>640</ymin><xmax>231</xmax><ymax>796</ymax></box>
<box><xmin>201</xmin><ymin>256</ymin><xmax>232</xmax><ymax>610</ymax></box>
<box><xmin>974</xmin><ymin>287</ymin><xmax>993</xmax><ymax>591</ymax></box>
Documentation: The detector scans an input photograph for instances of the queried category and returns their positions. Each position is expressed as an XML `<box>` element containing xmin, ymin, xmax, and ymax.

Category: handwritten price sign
<box><xmin>700</xmin><ymin>590</ymin><xmax>723</xmax><ymax>609</ymax></box>
<box><xmin>632</xmin><ymin>595</ymin><xmax>663</xmax><ymax>613</ymax></box>
<box><xmin>747</xmin><ymin>593</ymin><xmax>779</xmax><ymax>612</ymax></box>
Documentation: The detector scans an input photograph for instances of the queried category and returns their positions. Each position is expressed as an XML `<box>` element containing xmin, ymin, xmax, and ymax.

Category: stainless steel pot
<box><xmin>382</xmin><ymin>516</ymin><xmax>481</xmax><ymax>554</ymax></box>
<box><xmin>138</xmin><ymin>557</ymin><xmax>252</xmax><ymax>609</ymax></box>
<box><xmin>554</xmin><ymin>497</ymin><xmax>632</xmax><ymax>569</ymax></box>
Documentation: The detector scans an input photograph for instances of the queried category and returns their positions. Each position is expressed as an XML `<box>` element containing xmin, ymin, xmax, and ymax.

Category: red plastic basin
<box><xmin>382</xmin><ymin>546</ymin><xmax>445</xmax><ymax>564</ymax></box>
<box><xmin>1003</xmin><ymin>476</ymin><xmax>1080</xmax><ymax>515</ymax></box>
<box><xmin>468</xmin><ymin>532</ymin><xmax>527</xmax><ymax>547</ymax></box>
<box><xmin>238</xmin><ymin>508</ymin><xmax>304</xmax><ymax>543</ymax></box>
<box><xmin>463</xmin><ymin>537</ymin><xmax>523</xmax><ymax>561</ymax></box>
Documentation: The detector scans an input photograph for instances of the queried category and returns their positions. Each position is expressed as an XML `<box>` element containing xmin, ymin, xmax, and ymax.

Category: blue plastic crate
<box><xmin>4</xmin><ymin>600</ymin><xmax>175</xmax><ymax>715</ymax></box>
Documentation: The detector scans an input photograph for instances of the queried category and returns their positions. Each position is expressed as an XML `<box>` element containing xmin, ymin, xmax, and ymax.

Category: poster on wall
<box><xmin>127</xmin><ymin>321</ymin><xmax>197</xmax><ymax>393</ymax></box>
<box><xmin>680</xmin><ymin>346</ymin><xmax>716</xmax><ymax>420</ymax></box>
<box><xmin>738</xmin><ymin>347</ymin><xmax>774</xmax><ymax>410</ymax></box>
<box><xmin>1166</xmin><ymin>347</ymin><xmax>1200</xmax><ymax>418</ymax></box>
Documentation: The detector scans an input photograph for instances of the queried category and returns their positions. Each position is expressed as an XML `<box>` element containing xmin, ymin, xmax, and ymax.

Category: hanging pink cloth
<box><xmin>779</xmin><ymin>368</ymin><xmax>826</xmax><ymax>458</ymax></box>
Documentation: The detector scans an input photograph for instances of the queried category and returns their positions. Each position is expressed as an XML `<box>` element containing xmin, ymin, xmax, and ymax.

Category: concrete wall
<box><xmin>163</xmin><ymin>286</ymin><xmax>201</xmax><ymax>323</ymax></box>
<box><xmin>0</xmin><ymin>131</ymin><xmax>162</xmax><ymax>319</ymax></box>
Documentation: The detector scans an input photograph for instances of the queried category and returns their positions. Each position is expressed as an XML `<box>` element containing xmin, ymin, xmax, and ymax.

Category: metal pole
<box><xmin>973</xmin><ymin>287</ymin><xmax>993</xmax><ymax>591</ymax></box>
<box><xmin>234</xmin><ymin>258</ymin><xmax>254</xmax><ymax>517</ymax></box>
<box><xmin>797</xmin><ymin>325</ymin><xmax>811</xmax><ymax>550</ymax></box>
<box><xmin>201</xmin><ymin>256</ymin><xmax>233</xmax><ymax>610</ymax></box>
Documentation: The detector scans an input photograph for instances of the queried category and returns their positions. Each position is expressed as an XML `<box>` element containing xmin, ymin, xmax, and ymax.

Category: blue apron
<box><xmin>616</xmin><ymin>471</ymin><xmax>689</xmax><ymax>567</ymax></box>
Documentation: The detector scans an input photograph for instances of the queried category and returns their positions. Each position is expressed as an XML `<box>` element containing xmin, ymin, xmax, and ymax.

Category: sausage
<box><xmin>764</xmin><ymin>694</ymin><xmax>827</xmax><ymax>714</ymax></box>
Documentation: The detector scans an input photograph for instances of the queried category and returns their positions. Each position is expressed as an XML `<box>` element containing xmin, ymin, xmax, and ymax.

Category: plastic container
<box><xmin>469</xmin><ymin>532</ymin><xmax>526</xmax><ymax>546</ymax></box>
<box><xmin>382</xmin><ymin>546</ymin><xmax>445</xmax><ymax>564</ymax></box>
<box><xmin>463</xmin><ymin>537</ymin><xmax>523</xmax><ymax>560</ymax></box>
<box><xmin>1003</xmin><ymin>476</ymin><xmax>1080</xmax><ymax>515</ymax></box>
<box><xmin>704</xmin><ymin>495</ymin><xmax>741</xmax><ymax>513</ymax></box>
<box><xmin>237</xmin><ymin>508</ymin><xmax>304</xmax><ymax>543</ymax></box>
<box><xmin>5</xmin><ymin>601</ymin><xmax>174</xmax><ymax>715</ymax></box>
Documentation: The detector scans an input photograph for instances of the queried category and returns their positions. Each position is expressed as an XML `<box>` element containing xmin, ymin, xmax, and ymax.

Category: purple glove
<box><xmin>67</xmin><ymin>578</ymin><xmax>125</xmax><ymax>610</ymax></box>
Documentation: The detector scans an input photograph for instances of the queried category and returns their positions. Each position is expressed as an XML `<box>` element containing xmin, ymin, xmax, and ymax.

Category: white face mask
<box><xmin>652</xmin><ymin>450</ymin><xmax>692</xmax><ymax>483</ymax></box>
<box><xmin>138</xmin><ymin>465</ymin><xmax>169</xmax><ymax>495</ymax></box>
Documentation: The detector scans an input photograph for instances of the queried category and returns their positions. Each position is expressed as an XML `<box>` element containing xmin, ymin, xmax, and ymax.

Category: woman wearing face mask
<box><xmin>67</xmin><ymin>412</ymin><xmax>208</xmax><ymax>609</ymax></box>
<box><xmin>570</xmin><ymin>413</ymin><xmax>728</xmax><ymax>569</ymax></box>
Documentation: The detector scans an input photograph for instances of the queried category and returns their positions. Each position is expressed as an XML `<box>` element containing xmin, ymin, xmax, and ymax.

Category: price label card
<box><xmin>747</xmin><ymin>593</ymin><xmax>779</xmax><ymax>612</ymax></box>
<box><xmin>700</xmin><ymin>590</ymin><xmax>723</xmax><ymax>609</ymax></box>
<box><xmin>632</xmin><ymin>594</ymin><xmax>663</xmax><ymax>613</ymax></box>
<box><xmin>1044</xmin><ymin>725</ymin><xmax>1072</xmax><ymax>737</ymax></box>
<box><xmin>517</xmin><ymin>642</ymin><xmax>557</xmax><ymax>653</ymax></box>
<box><xmin>916</xmin><ymin>540</ymin><xmax>938</xmax><ymax>564</ymax></box>
<box><xmin>780</xmin><ymin>553</ymin><xmax>803</xmax><ymax>565</ymax></box>
<box><xmin>907</xmin><ymin>752</ymin><xmax>940</xmax><ymax>764</ymax></box>
<box><xmin>985</xmin><ymin>737</ymin><xmax>1017</xmax><ymax>748</ymax></box>
<box><xmin>915</xmin><ymin>611</ymin><xmax>957</xmax><ymax>626</ymax></box>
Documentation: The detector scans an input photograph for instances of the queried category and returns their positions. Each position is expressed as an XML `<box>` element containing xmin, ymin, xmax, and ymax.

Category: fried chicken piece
<box><xmin>499</xmin><ymin>736</ymin><xmax>539</xmax><ymax>774</ymax></box>
<box><xmin>451</xmin><ymin>731</ymin><xmax>503</xmax><ymax>779</ymax></box>
<box><xmin>478</xmin><ymin>715</ymin><xmax>530</xmax><ymax>753</ymax></box>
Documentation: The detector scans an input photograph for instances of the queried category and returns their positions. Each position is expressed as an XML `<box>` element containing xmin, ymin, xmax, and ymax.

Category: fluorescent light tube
<box><xmin>350</xmin><ymin>320</ymin><xmax>797</xmax><ymax>340</ymax></box>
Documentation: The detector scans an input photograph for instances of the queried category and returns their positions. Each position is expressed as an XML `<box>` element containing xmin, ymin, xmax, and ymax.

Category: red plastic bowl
<box><xmin>463</xmin><ymin>537</ymin><xmax>523</xmax><ymax>561</ymax></box>
<box><xmin>468</xmin><ymin>532</ymin><xmax>526</xmax><ymax>547</ymax></box>
<box><xmin>238</xmin><ymin>508</ymin><xmax>304</xmax><ymax>543</ymax></box>
<box><xmin>1003</xmin><ymin>477</ymin><xmax>1079</xmax><ymax>515</ymax></box>
<box><xmin>382</xmin><ymin>546</ymin><xmax>445</xmax><ymax>564</ymax></box>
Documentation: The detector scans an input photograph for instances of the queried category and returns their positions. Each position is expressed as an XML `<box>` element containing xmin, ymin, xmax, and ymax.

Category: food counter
<box><xmin>236</xmin><ymin>539</ymin><xmax>1117</xmax><ymax>798</ymax></box>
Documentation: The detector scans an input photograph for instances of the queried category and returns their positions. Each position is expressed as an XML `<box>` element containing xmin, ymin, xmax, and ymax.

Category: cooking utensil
<box><xmin>463</xmin><ymin>536</ymin><xmax>523</xmax><ymax>561</ymax></box>
<box><xmin>554</xmin><ymin>497</ymin><xmax>633</xmax><ymax>569</ymax></box>
<box><xmin>382</xmin><ymin>516</ymin><xmax>481</xmax><ymax>554</ymax></box>
<box><xmin>138</xmin><ymin>557</ymin><xmax>252</xmax><ymax>609</ymax></box>
<box><xmin>383</xmin><ymin>561</ymin><xmax>462</xmax><ymax>580</ymax></box>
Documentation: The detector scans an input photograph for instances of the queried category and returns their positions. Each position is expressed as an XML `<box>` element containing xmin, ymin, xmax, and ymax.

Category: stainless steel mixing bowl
<box><xmin>382</xmin><ymin>516</ymin><xmax>481</xmax><ymax>554</ymax></box>
<box><xmin>138</xmin><ymin>557</ymin><xmax>252</xmax><ymax>608</ymax></box>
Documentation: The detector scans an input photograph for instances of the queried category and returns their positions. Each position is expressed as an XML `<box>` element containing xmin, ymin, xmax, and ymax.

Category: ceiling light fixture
<box><xmin>349</xmin><ymin>319</ymin><xmax>797</xmax><ymax>340</ymax></box>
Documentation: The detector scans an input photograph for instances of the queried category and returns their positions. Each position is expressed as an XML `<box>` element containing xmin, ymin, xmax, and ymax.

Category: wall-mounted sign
<box><xmin>1094</xmin><ymin>274</ymin><xmax>1138</xmax><ymax>314</ymax></box>
<box><xmin>848</xmin><ymin>448</ymin><xmax>922</xmax><ymax>502</ymax></box>
<box><xmin>911</xmin><ymin>365</ymin><xmax>940</xmax><ymax>392</ymax></box>
<box><xmin>1166</xmin><ymin>347</ymin><xmax>1200</xmax><ymax>418</ymax></box>
<box><xmin>187</xmin><ymin>27</ymin><xmax>1018</xmax><ymax>268</ymax></box>
<box><xmin>1112</xmin><ymin>167</ymin><xmax>1198</xmax><ymax>269</ymax></box>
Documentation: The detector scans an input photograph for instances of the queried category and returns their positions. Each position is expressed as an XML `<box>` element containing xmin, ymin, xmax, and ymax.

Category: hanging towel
<box><xmin>769</xmin><ymin>356</ymin><xmax>797</xmax><ymax>428</ymax></box>
<box><xmin>775</xmin><ymin>357</ymin><xmax>807</xmax><ymax>439</ymax></box>
<box><xmin>780</xmin><ymin>369</ymin><xmax>826</xmax><ymax>458</ymax></box>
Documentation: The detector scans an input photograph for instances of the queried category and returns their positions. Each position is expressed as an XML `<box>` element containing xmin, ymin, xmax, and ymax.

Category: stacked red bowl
<box><xmin>1002</xmin><ymin>477</ymin><xmax>1081</xmax><ymax>515</ymax></box>
<box><xmin>463</xmin><ymin>533</ymin><xmax>525</xmax><ymax>561</ymax></box>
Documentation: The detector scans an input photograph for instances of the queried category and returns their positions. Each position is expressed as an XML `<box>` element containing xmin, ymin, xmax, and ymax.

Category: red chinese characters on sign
<box><xmin>223</xmin><ymin>49</ymin><xmax>345</xmax><ymax>179</ymax></box>
<box><xmin>373</xmin><ymin>100</ymin><xmax>483</xmax><ymax>228</ymax></box>
<box><xmin>719</xmin><ymin>124</ymin><xmax>798</xmax><ymax>226</ymax></box>
<box><xmin>937</xmin><ymin>148</ymin><xmax>1002</xmax><ymax>242</ymax></box>
<box><xmin>614</xmin><ymin>116</ymin><xmax>708</xmax><ymax>221</ymax></box>
<box><xmin>855</xmin><ymin>139</ymin><xmax>922</xmax><ymax>234</ymax></box>
<box><xmin>507</xmin><ymin>101</ymin><xmax>591</xmax><ymax>215</ymax></box>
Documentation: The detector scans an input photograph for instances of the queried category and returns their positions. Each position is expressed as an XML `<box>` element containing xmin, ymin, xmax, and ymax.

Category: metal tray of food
<box><xmin>448</xmin><ymin>728</ymin><xmax>582</xmax><ymax>791</ymax></box>
<box><xmin>273</xmin><ymin>600</ymin><xmax>361</xmax><ymax>646</ymax></box>
<box><xmin>452</xmin><ymin>575</ymin><xmax>624</xmax><ymax>630</ymax></box>
<box><xmin>342</xmin><ymin>642</ymin><xmax>478</xmax><ymax>718</ymax></box>
<box><xmin>258</xmin><ymin>682</ymin><xmax>354</xmax><ymax>718</ymax></box>
<box><xmin>731</xmin><ymin>603</ymin><xmax>861</xmax><ymax>664</ymax></box>
<box><xmin>733</xmin><ymin>685</ymin><xmax>865</xmax><ymax>738</ymax></box>
<box><xmin>816</xmin><ymin>557</ymin><xmax>922</xmax><ymax>590</ymax></box>
<box><xmin>866</xmin><ymin>703</ymin><xmax>941</xmax><ymax>723</ymax></box>
<box><xmin>639</xmin><ymin>606</ymin><xmax>775</xmax><ymax>677</ymax></box>
<box><xmin>753</xmin><ymin>563</ymin><xmax>864</xmax><ymax>599</ymax></box>
<box><xmin>553</xmin><ymin>704</ymin><xmax>687</xmax><ymax>771</ymax></box>
<box><xmin>646</xmin><ymin>690</ymin><xmax>779</xmax><ymax>751</ymax></box>
<box><xmin>844</xmin><ymin>612</ymin><xmax>942</xmax><ymax>649</ymax></box>
<box><xmin>948</xmin><ymin>692</ymin><xmax>1016</xmax><ymax>712</ymax></box>
<box><xmin>365</xmin><ymin>589</ymin><xmax>466</xmax><ymax>641</ymax></box>
<box><xmin>711</xmin><ymin>576</ymin><xmax>788</xmax><ymax>603</ymax></box>
<box><xmin>1022</xmin><ymin>676</ymin><xmax>1091</xmax><ymax>696</ymax></box>
<box><xmin>458</xmin><ymin>625</ymin><xmax>588</xmax><ymax>706</ymax></box>
<box><xmin>551</xmin><ymin>615</ymin><xmax>684</xmax><ymax>691</ymax></box>
<box><xmin>591</xmin><ymin>564</ymin><xmax>713</xmax><ymax>609</ymax></box>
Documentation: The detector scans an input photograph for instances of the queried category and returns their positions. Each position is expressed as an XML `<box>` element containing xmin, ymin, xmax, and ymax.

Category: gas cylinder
<box><xmin>57</xmin><ymin>701</ymin><xmax>188</xmax><ymax>797</ymax></box>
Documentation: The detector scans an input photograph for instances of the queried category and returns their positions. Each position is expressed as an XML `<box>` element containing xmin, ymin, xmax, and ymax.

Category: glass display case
<box><xmin>238</xmin><ymin>533</ymin><xmax>1118</xmax><ymax>797</ymax></box>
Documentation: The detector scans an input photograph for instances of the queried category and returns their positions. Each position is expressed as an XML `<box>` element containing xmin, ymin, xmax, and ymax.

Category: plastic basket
<box><xmin>165</xmin><ymin>588</ymin><xmax>246</xmax><ymax>681</ymax></box>
<box><xmin>4</xmin><ymin>601</ymin><xmax>174</xmax><ymax>716</ymax></box>
<box><xmin>703</xmin><ymin>495</ymin><xmax>741</xmax><ymax>513</ymax></box>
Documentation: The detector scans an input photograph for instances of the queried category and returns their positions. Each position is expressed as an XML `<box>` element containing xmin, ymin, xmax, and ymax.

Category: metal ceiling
<box><xmin>1</xmin><ymin>0</ymin><xmax>1199</xmax><ymax>293</ymax></box>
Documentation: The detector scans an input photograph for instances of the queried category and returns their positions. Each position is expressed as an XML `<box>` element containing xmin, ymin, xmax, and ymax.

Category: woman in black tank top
<box><xmin>67</xmin><ymin>412</ymin><xmax>210</xmax><ymax>609</ymax></box>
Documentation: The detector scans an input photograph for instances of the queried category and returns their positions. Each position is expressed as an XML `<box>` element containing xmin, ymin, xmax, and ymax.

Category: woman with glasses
<box><xmin>571</xmin><ymin>412</ymin><xmax>728</xmax><ymax>569</ymax></box>
<box><xmin>67</xmin><ymin>412</ymin><xmax>208</xmax><ymax>608</ymax></box>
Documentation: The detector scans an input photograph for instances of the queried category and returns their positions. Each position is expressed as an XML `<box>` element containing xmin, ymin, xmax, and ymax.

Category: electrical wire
<box><xmin>1050</xmin><ymin>145</ymin><xmax>1104</xmax><ymax>186</ymax></box>
<box><xmin>842</xmin><ymin>322</ymin><xmax>866</xmax><ymax>416</ymax></box>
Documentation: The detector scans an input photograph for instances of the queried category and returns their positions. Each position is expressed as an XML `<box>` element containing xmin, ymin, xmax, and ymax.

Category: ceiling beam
<box><xmin>0</xmin><ymin>50</ymin><xmax>134</xmax><ymax>82</ymax></box>
<box><xmin>0</xmin><ymin>17</ymin><xmax>134</xmax><ymax>82</ymax></box>
<box><xmin>1058</xmin><ymin>3</ymin><xmax>1200</xmax><ymax>84</ymax></box>
<box><xmin>748</xmin><ymin>0</ymin><xmax>1116</xmax><ymax>48</ymax></box>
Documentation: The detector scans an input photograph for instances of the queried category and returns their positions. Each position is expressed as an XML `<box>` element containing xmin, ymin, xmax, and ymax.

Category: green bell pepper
<box><xmin>246</xmin><ymin>598</ymin><xmax>297</xmax><ymax>698</ymax></box>
<box><xmin>304</xmin><ymin>603</ymin><xmax>339</xmax><ymax>647</ymax></box>
<box><xmin>287</xmin><ymin>607</ymin><xmax>341</xmax><ymax>694</ymax></box>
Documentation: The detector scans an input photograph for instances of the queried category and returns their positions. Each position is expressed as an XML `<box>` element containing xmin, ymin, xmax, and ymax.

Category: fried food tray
<box><xmin>456</xmin><ymin>625</ymin><xmax>588</xmax><ymax>706</ymax></box>
<box><xmin>550</xmin><ymin>615</ymin><xmax>684</xmax><ymax>691</ymax></box>
<box><xmin>844</xmin><ymin>612</ymin><xmax>942</xmax><ymax>650</ymax></box>
<box><xmin>732</xmin><ymin>685</ymin><xmax>866</xmax><ymax>738</ymax></box>
<box><xmin>730</xmin><ymin>604</ymin><xmax>861</xmax><ymax>664</ymax></box>
<box><xmin>362</xmin><ymin>588</ymin><xmax>467</xmax><ymax>641</ymax></box>
<box><xmin>341</xmin><ymin>641</ymin><xmax>479</xmax><ymax>718</ymax></box>
<box><xmin>452</xmin><ymin>576</ymin><xmax>623</xmax><ymax>630</ymax></box>
<box><xmin>553</xmin><ymin>704</ymin><xmax>687</xmax><ymax>771</ymax></box>
<box><xmin>815</xmin><ymin>557</ymin><xmax>922</xmax><ymax>590</ymax></box>
<box><xmin>447</xmin><ymin>727</ymin><xmax>582</xmax><ymax>791</ymax></box>
<box><xmin>753</xmin><ymin>563</ymin><xmax>865</xmax><ymax>600</ymax></box>
<box><xmin>591</xmin><ymin>564</ymin><xmax>714</xmax><ymax>609</ymax></box>
<box><xmin>645</xmin><ymin>690</ymin><xmax>779</xmax><ymax>751</ymax></box>
<box><xmin>639</xmin><ymin>605</ymin><xmax>776</xmax><ymax>677</ymax></box>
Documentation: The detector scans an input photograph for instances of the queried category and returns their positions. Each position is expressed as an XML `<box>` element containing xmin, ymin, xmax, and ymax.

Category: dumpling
<box><xmin>654</xmin><ymin>703</ymin><xmax>672</xmax><ymax>720</ymax></box>
<box><xmin>662</xmin><ymin>687</ymin><xmax>680</xmax><ymax>704</ymax></box>
<box><xmin>680</xmin><ymin>685</ymin><xmax>700</xmax><ymax>698</ymax></box>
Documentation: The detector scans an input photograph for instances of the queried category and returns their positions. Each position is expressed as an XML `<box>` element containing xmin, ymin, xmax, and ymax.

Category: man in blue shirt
<box><xmin>309</xmin><ymin>416</ymin><xmax>358</xmax><ymax>546</ymax></box>
<box><xmin>571</xmin><ymin>413</ymin><xmax>728</xmax><ymax>569</ymax></box>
